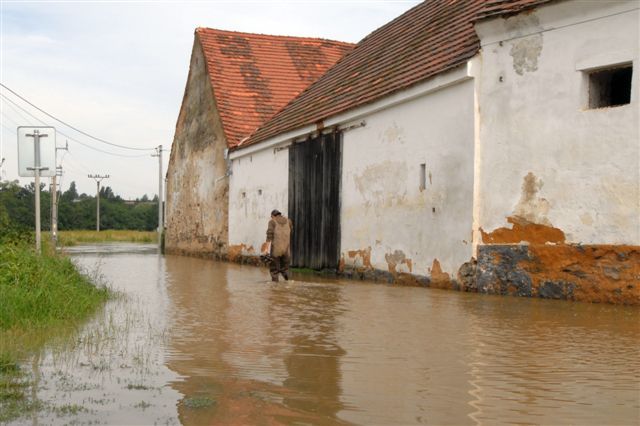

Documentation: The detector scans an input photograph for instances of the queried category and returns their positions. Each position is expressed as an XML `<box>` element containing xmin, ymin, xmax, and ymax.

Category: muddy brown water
<box><xmin>3</xmin><ymin>244</ymin><xmax>639</xmax><ymax>425</ymax></box>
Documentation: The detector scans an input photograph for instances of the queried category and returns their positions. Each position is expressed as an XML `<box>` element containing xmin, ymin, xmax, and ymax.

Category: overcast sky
<box><xmin>0</xmin><ymin>0</ymin><xmax>419</xmax><ymax>198</ymax></box>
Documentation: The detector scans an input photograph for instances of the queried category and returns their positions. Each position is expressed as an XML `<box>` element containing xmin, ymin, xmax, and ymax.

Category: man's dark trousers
<box><xmin>270</xmin><ymin>253</ymin><xmax>290</xmax><ymax>281</ymax></box>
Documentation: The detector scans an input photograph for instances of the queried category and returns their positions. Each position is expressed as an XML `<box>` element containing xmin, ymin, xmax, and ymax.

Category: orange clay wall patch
<box><xmin>476</xmin><ymin>244</ymin><xmax>640</xmax><ymax>305</ymax></box>
<box><xmin>227</xmin><ymin>244</ymin><xmax>254</xmax><ymax>262</ymax></box>
<box><xmin>429</xmin><ymin>259</ymin><xmax>452</xmax><ymax>289</ymax></box>
<box><xmin>384</xmin><ymin>250</ymin><xmax>413</xmax><ymax>274</ymax></box>
<box><xmin>480</xmin><ymin>216</ymin><xmax>565</xmax><ymax>245</ymax></box>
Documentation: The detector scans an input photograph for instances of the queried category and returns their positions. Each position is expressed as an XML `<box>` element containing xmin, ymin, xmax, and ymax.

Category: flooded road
<box><xmin>3</xmin><ymin>244</ymin><xmax>640</xmax><ymax>425</ymax></box>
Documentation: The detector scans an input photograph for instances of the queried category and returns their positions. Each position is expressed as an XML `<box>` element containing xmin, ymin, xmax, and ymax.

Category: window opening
<box><xmin>588</xmin><ymin>65</ymin><xmax>632</xmax><ymax>109</ymax></box>
<box><xmin>419</xmin><ymin>163</ymin><xmax>426</xmax><ymax>191</ymax></box>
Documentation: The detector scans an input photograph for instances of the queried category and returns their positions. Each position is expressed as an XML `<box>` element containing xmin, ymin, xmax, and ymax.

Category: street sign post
<box><xmin>17</xmin><ymin>126</ymin><xmax>56</xmax><ymax>253</ymax></box>
<box><xmin>18</xmin><ymin>126</ymin><xmax>56</xmax><ymax>177</ymax></box>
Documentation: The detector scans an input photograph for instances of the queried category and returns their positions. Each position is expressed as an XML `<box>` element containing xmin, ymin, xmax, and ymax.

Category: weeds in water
<box><xmin>134</xmin><ymin>400</ymin><xmax>152</xmax><ymax>409</ymax></box>
<box><xmin>0</xmin><ymin>352</ymin><xmax>42</xmax><ymax>423</ymax></box>
<box><xmin>53</xmin><ymin>403</ymin><xmax>88</xmax><ymax>416</ymax></box>
<box><xmin>127</xmin><ymin>383</ymin><xmax>151</xmax><ymax>390</ymax></box>
<box><xmin>183</xmin><ymin>396</ymin><xmax>216</xmax><ymax>409</ymax></box>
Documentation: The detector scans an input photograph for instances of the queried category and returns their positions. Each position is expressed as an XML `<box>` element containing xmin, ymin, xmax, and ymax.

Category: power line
<box><xmin>0</xmin><ymin>111</ymin><xmax>23</xmax><ymax>128</ymax></box>
<box><xmin>0</xmin><ymin>83</ymin><xmax>155</xmax><ymax>151</ymax></box>
<box><xmin>2</xmin><ymin>98</ymin><xmax>38</xmax><ymax>126</ymax></box>
<box><xmin>1</xmin><ymin>94</ymin><xmax>152</xmax><ymax>158</ymax></box>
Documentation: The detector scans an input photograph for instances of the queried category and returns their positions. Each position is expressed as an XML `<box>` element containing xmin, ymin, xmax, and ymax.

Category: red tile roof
<box><xmin>476</xmin><ymin>0</ymin><xmax>557</xmax><ymax>21</ymax></box>
<box><xmin>239</xmin><ymin>0</ymin><xmax>557</xmax><ymax>149</ymax></box>
<box><xmin>196</xmin><ymin>28</ymin><xmax>354</xmax><ymax>148</ymax></box>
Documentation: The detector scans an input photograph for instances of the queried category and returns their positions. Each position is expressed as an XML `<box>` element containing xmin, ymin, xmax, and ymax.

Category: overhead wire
<box><xmin>1</xmin><ymin>110</ymin><xmax>24</xmax><ymax>128</ymax></box>
<box><xmin>0</xmin><ymin>83</ymin><xmax>155</xmax><ymax>151</ymax></box>
<box><xmin>1</xmin><ymin>97</ymin><xmax>38</xmax><ymax>126</ymax></box>
<box><xmin>0</xmin><ymin>94</ymin><xmax>152</xmax><ymax>158</ymax></box>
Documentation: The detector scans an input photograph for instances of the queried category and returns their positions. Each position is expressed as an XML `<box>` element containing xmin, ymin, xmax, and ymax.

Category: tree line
<box><xmin>0</xmin><ymin>180</ymin><xmax>159</xmax><ymax>231</ymax></box>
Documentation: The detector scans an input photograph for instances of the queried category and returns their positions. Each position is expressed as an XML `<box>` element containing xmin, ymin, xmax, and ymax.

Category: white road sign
<box><xmin>17</xmin><ymin>126</ymin><xmax>56</xmax><ymax>177</ymax></box>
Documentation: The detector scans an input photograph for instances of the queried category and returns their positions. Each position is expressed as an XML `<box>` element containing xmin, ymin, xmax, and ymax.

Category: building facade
<box><xmin>473</xmin><ymin>0</ymin><xmax>639</xmax><ymax>303</ymax></box>
<box><xmin>169</xmin><ymin>1</ymin><xmax>639</xmax><ymax>304</ymax></box>
<box><xmin>165</xmin><ymin>28</ymin><xmax>352</xmax><ymax>257</ymax></box>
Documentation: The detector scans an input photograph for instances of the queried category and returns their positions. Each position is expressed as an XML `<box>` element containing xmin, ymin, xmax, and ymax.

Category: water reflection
<box><xmin>2</xmin><ymin>245</ymin><xmax>638</xmax><ymax>425</ymax></box>
<box><xmin>163</xmin><ymin>256</ymin><xmax>349</xmax><ymax>424</ymax></box>
<box><xmin>459</xmin><ymin>296</ymin><xmax>640</xmax><ymax>425</ymax></box>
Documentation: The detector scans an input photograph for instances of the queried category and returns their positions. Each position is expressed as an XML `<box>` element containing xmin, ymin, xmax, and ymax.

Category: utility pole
<box><xmin>152</xmin><ymin>145</ymin><xmax>163</xmax><ymax>248</ymax></box>
<box><xmin>25</xmin><ymin>130</ymin><xmax>49</xmax><ymax>253</ymax></box>
<box><xmin>88</xmin><ymin>174</ymin><xmax>109</xmax><ymax>232</ymax></box>
<box><xmin>51</xmin><ymin>166</ymin><xmax>63</xmax><ymax>247</ymax></box>
<box><xmin>51</xmin><ymin>142</ymin><xmax>68</xmax><ymax>247</ymax></box>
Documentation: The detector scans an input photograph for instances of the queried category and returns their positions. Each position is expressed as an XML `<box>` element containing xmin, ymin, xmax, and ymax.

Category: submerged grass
<box><xmin>52</xmin><ymin>230</ymin><xmax>157</xmax><ymax>246</ymax></box>
<box><xmin>0</xmin><ymin>243</ymin><xmax>110</xmax><ymax>330</ymax></box>
<box><xmin>0</xmin><ymin>240</ymin><xmax>112</xmax><ymax>421</ymax></box>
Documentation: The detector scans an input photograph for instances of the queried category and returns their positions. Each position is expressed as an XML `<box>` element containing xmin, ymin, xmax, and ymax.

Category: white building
<box><xmin>226</xmin><ymin>0</ymin><xmax>639</xmax><ymax>303</ymax></box>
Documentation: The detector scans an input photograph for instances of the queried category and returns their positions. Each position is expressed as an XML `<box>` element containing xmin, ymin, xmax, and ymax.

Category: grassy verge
<box><xmin>51</xmin><ymin>230</ymin><xmax>157</xmax><ymax>246</ymax></box>
<box><xmin>0</xmin><ymin>243</ymin><xmax>110</xmax><ymax>330</ymax></box>
<box><xmin>0</xmin><ymin>241</ymin><xmax>112</xmax><ymax>421</ymax></box>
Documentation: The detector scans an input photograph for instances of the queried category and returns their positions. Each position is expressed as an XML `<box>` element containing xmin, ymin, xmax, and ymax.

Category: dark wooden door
<box><xmin>288</xmin><ymin>132</ymin><xmax>341</xmax><ymax>270</ymax></box>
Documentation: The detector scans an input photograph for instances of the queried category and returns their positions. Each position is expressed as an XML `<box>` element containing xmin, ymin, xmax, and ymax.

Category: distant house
<box><xmin>165</xmin><ymin>28</ymin><xmax>353</xmax><ymax>256</ymax></box>
<box><xmin>227</xmin><ymin>0</ymin><xmax>639</xmax><ymax>303</ymax></box>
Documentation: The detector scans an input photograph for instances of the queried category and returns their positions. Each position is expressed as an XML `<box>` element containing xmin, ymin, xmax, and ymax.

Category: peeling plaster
<box><xmin>228</xmin><ymin>244</ymin><xmax>255</xmax><ymax>262</ymax></box>
<box><xmin>165</xmin><ymin>38</ymin><xmax>229</xmax><ymax>256</ymax></box>
<box><xmin>513</xmin><ymin>172</ymin><xmax>551</xmax><ymax>225</ymax></box>
<box><xmin>384</xmin><ymin>250</ymin><xmax>412</xmax><ymax>273</ymax></box>
<box><xmin>504</xmin><ymin>12</ymin><xmax>543</xmax><ymax>76</ymax></box>
<box><xmin>481</xmin><ymin>216</ymin><xmax>565</xmax><ymax>245</ymax></box>
<box><xmin>353</xmin><ymin>161</ymin><xmax>408</xmax><ymax>208</ymax></box>
<box><xmin>381</xmin><ymin>121</ymin><xmax>405</xmax><ymax>144</ymax></box>
<box><xmin>345</xmin><ymin>247</ymin><xmax>373</xmax><ymax>271</ymax></box>
<box><xmin>429</xmin><ymin>259</ymin><xmax>452</xmax><ymax>289</ymax></box>
<box><xmin>510</xmin><ymin>35</ymin><xmax>543</xmax><ymax>75</ymax></box>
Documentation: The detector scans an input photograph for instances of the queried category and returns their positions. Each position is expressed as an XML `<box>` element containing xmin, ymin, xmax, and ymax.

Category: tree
<box><xmin>2</xmin><ymin>180</ymin><xmax>156</xmax><ymax>231</ymax></box>
<box><xmin>62</xmin><ymin>181</ymin><xmax>79</xmax><ymax>201</ymax></box>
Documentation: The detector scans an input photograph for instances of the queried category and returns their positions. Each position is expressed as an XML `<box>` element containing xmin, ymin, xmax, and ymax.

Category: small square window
<box><xmin>587</xmin><ymin>65</ymin><xmax>632</xmax><ymax>109</ymax></box>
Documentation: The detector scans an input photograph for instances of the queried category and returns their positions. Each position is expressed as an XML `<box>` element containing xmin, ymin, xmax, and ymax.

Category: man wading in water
<box><xmin>264</xmin><ymin>209</ymin><xmax>293</xmax><ymax>282</ymax></box>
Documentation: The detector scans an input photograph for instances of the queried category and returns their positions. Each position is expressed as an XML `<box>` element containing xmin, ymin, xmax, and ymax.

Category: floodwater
<box><xmin>3</xmin><ymin>244</ymin><xmax>640</xmax><ymax>425</ymax></box>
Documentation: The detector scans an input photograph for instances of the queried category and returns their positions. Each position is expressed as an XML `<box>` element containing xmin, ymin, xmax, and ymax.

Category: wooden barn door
<box><xmin>288</xmin><ymin>132</ymin><xmax>341</xmax><ymax>270</ymax></box>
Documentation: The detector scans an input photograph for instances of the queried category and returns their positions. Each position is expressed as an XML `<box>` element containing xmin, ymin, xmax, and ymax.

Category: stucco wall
<box><xmin>228</xmin><ymin>147</ymin><xmax>289</xmax><ymax>258</ymax></box>
<box><xmin>475</xmin><ymin>0</ymin><xmax>639</xmax><ymax>245</ymax></box>
<box><xmin>341</xmin><ymin>78</ymin><xmax>476</xmax><ymax>279</ymax></box>
<box><xmin>230</xmin><ymin>74</ymin><xmax>476</xmax><ymax>280</ymax></box>
<box><xmin>165</xmin><ymin>37</ymin><xmax>229</xmax><ymax>256</ymax></box>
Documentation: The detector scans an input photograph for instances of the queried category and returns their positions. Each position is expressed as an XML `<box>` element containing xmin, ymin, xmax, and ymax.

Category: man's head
<box><xmin>271</xmin><ymin>209</ymin><xmax>281</xmax><ymax>218</ymax></box>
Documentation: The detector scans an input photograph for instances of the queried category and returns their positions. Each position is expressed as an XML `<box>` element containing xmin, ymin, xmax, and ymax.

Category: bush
<box><xmin>0</xmin><ymin>203</ymin><xmax>33</xmax><ymax>246</ymax></box>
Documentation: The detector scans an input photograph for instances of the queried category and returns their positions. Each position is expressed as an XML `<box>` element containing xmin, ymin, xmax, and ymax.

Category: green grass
<box><xmin>0</xmin><ymin>241</ymin><xmax>112</xmax><ymax>422</ymax></box>
<box><xmin>0</xmin><ymin>243</ymin><xmax>110</xmax><ymax>331</ymax></box>
<box><xmin>51</xmin><ymin>230</ymin><xmax>157</xmax><ymax>246</ymax></box>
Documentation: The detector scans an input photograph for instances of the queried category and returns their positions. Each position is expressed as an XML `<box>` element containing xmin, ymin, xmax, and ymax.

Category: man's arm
<box><xmin>266</xmin><ymin>219</ymin><xmax>275</xmax><ymax>242</ymax></box>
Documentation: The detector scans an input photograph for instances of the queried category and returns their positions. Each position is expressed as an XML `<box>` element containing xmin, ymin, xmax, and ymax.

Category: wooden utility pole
<box><xmin>51</xmin><ymin>142</ymin><xmax>67</xmax><ymax>247</ymax></box>
<box><xmin>88</xmin><ymin>174</ymin><xmax>109</xmax><ymax>231</ymax></box>
<box><xmin>152</xmin><ymin>145</ymin><xmax>163</xmax><ymax>248</ymax></box>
